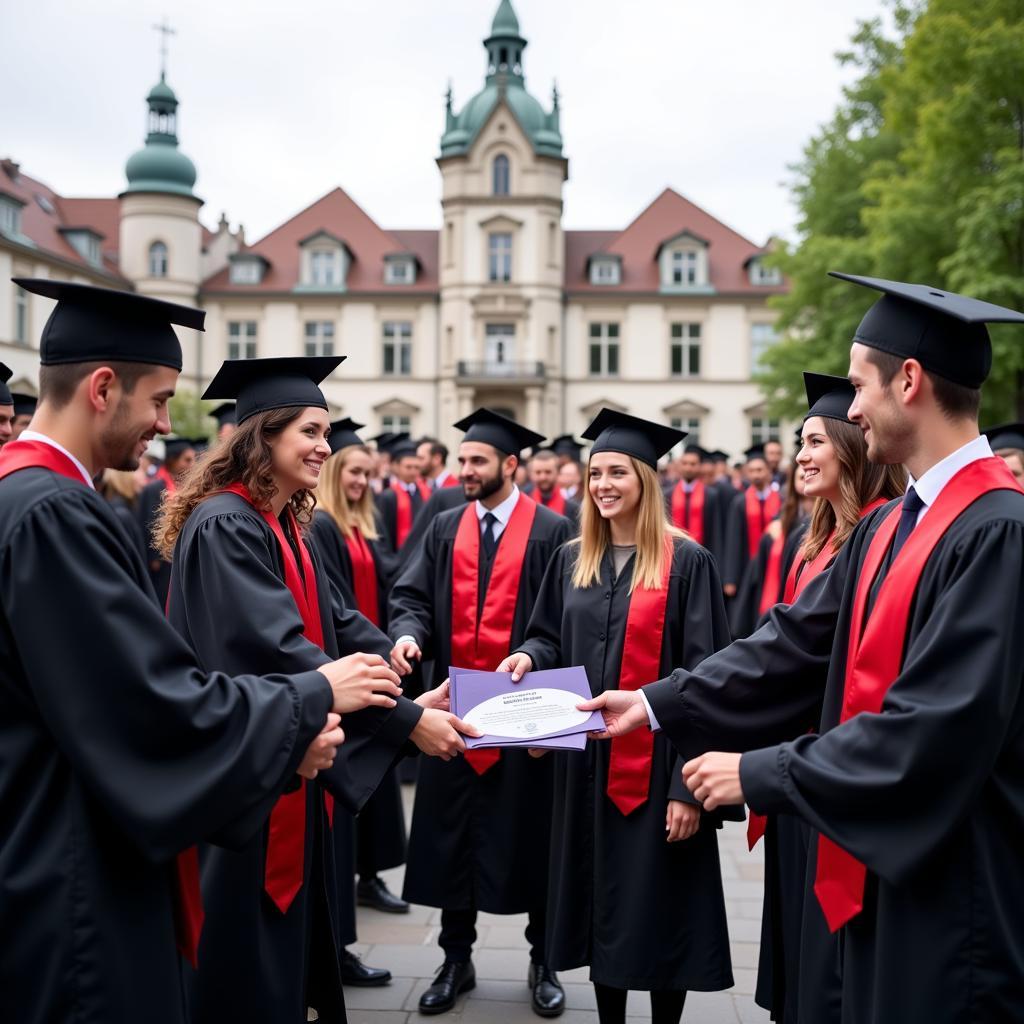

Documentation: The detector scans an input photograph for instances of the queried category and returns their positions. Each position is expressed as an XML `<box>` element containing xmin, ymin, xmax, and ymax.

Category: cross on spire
<box><xmin>153</xmin><ymin>17</ymin><xmax>176</xmax><ymax>79</ymax></box>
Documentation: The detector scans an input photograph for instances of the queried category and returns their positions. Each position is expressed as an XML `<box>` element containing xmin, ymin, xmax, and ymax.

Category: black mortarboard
<box><xmin>549</xmin><ymin>434</ymin><xmax>584</xmax><ymax>460</ymax></box>
<box><xmin>744</xmin><ymin>444</ymin><xmax>768</xmax><ymax>461</ymax></box>
<box><xmin>327</xmin><ymin>417</ymin><xmax>365</xmax><ymax>455</ymax></box>
<box><xmin>389</xmin><ymin>436</ymin><xmax>421</xmax><ymax>460</ymax></box>
<box><xmin>13</xmin><ymin>278</ymin><xmax>204</xmax><ymax>370</ymax></box>
<box><xmin>581</xmin><ymin>408</ymin><xmax>685</xmax><ymax>469</ymax></box>
<box><xmin>829</xmin><ymin>272</ymin><xmax>1024</xmax><ymax>388</ymax></box>
<box><xmin>454</xmin><ymin>408</ymin><xmax>546</xmax><ymax>456</ymax></box>
<box><xmin>710</xmin><ymin>449</ymin><xmax>729</xmax><ymax>464</ymax></box>
<box><xmin>0</xmin><ymin>363</ymin><xmax>12</xmax><ymax>405</ymax></box>
<box><xmin>683</xmin><ymin>443</ymin><xmax>708</xmax><ymax>458</ymax></box>
<box><xmin>11</xmin><ymin>392</ymin><xmax>37</xmax><ymax>418</ymax></box>
<box><xmin>984</xmin><ymin>422</ymin><xmax>1024</xmax><ymax>451</ymax></box>
<box><xmin>368</xmin><ymin>431</ymin><xmax>397</xmax><ymax>451</ymax></box>
<box><xmin>803</xmin><ymin>371</ymin><xmax>855</xmax><ymax>423</ymax></box>
<box><xmin>210</xmin><ymin>402</ymin><xmax>236</xmax><ymax>427</ymax></box>
<box><xmin>162</xmin><ymin>436</ymin><xmax>201</xmax><ymax>460</ymax></box>
<box><xmin>201</xmin><ymin>356</ymin><xmax>344</xmax><ymax>424</ymax></box>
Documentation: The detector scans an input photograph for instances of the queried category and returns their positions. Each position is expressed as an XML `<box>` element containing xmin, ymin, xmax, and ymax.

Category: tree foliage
<box><xmin>761</xmin><ymin>0</ymin><xmax>1024</xmax><ymax>421</ymax></box>
<box><xmin>168</xmin><ymin>389</ymin><xmax>216</xmax><ymax>440</ymax></box>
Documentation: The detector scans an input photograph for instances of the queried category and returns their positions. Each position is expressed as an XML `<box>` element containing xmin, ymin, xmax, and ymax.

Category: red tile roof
<box><xmin>201</xmin><ymin>187</ymin><xmax>440</xmax><ymax>294</ymax></box>
<box><xmin>565</xmin><ymin>188</ymin><xmax>784</xmax><ymax>296</ymax></box>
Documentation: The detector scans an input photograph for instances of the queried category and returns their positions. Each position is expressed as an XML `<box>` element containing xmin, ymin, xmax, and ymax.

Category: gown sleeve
<box><xmin>515</xmin><ymin>545</ymin><xmax>569</xmax><ymax>672</ymax></box>
<box><xmin>2</xmin><ymin>490</ymin><xmax>332</xmax><ymax>863</ymax></box>
<box><xmin>740</xmin><ymin>518</ymin><xmax>1024</xmax><ymax>884</ymax></box>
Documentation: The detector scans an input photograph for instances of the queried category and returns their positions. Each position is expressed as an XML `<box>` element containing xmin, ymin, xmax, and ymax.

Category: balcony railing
<box><xmin>457</xmin><ymin>360</ymin><xmax>546</xmax><ymax>380</ymax></box>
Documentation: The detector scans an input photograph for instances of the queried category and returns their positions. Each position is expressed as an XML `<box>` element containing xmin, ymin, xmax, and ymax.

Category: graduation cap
<box><xmin>984</xmin><ymin>422</ymin><xmax>1024</xmax><ymax>451</ymax></box>
<box><xmin>453</xmin><ymin>408</ymin><xmax>546</xmax><ymax>456</ymax></box>
<box><xmin>388</xmin><ymin>435</ymin><xmax>420</xmax><ymax>460</ymax></box>
<box><xmin>803</xmin><ymin>371</ymin><xmax>855</xmax><ymax>423</ymax></box>
<box><xmin>327</xmin><ymin>417</ymin><xmax>365</xmax><ymax>455</ymax></box>
<box><xmin>710</xmin><ymin>449</ymin><xmax>729</xmax><ymax>464</ymax></box>
<box><xmin>0</xmin><ymin>363</ymin><xmax>12</xmax><ymax>406</ymax></box>
<box><xmin>13</xmin><ymin>278</ymin><xmax>205</xmax><ymax>370</ymax></box>
<box><xmin>10</xmin><ymin>392</ymin><xmax>37</xmax><ymax>418</ymax></box>
<box><xmin>209</xmin><ymin>402</ymin><xmax>236</xmax><ymax>428</ymax></box>
<box><xmin>581</xmin><ymin>408</ymin><xmax>685</xmax><ymax>469</ymax></box>
<box><xmin>161</xmin><ymin>436</ymin><xmax>202</xmax><ymax>460</ymax></box>
<box><xmin>829</xmin><ymin>272</ymin><xmax>1024</xmax><ymax>389</ymax></box>
<box><xmin>682</xmin><ymin>443</ymin><xmax>709</xmax><ymax>459</ymax></box>
<box><xmin>549</xmin><ymin>434</ymin><xmax>584</xmax><ymax>461</ymax></box>
<box><xmin>744</xmin><ymin>444</ymin><xmax>768</xmax><ymax>462</ymax></box>
<box><xmin>201</xmin><ymin>356</ymin><xmax>344</xmax><ymax>425</ymax></box>
<box><xmin>368</xmin><ymin>431</ymin><xmax>397</xmax><ymax>451</ymax></box>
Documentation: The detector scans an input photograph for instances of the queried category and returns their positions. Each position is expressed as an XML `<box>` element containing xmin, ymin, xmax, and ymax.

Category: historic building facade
<box><xmin>0</xmin><ymin>0</ymin><xmax>789</xmax><ymax>457</ymax></box>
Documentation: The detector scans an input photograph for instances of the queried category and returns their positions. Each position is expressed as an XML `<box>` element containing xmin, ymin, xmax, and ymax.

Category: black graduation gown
<box><xmin>166</xmin><ymin>493</ymin><xmax>423</xmax><ymax>1024</ymax></box>
<box><xmin>106</xmin><ymin>491</ymin><xmax>148</xmax><ymax>563</ymax></box>
<box><xmin>375</xmin><ymin>484</ymin><xmax>426</xmax><ymax>551</ymax></box>
<box><xmin>662</xmin><ymin>481</ymin><xmax>726</xmax><ymax>571</ymax></box>
<box><xmin>0</xmin><ymin>469</ymin><xmax>334</xmax><ymax>1024</ymax></box>
<box><xmin>729</xmin><ymin>518</ymin><xmax>807</xmax><ymax>639</ymax></box>
<box><xmin>721</xmin><ymin>488</ymin><xmax>769</xmax><ymax>593</ymax></box>
<box><xmin>309</xmin><ymin>509</ymin><xmax>407</xmax><ymax>877</ymax></box>
<box><xmin>388</xmin><ymin>499</ymin><xmax>572</xmax><ymax>913</ymax></box>
<box><xmin>396</xmin><ymin>483</ymin><xmax>467</xmax><ymax>567</ymax></box>
<box><xmin>645</xmin><ymin>491</ymin><xmax>1024</xmax><ymax>1023</ymax></box>
<box><xmin>515</xmin><ymin>538</ymin><xmax>735</xmax><ymax>991</ymax></box>
<box><xmin>137</xmin><ymin>475</ymin><xmax>173</xmax><ymax>605</ymax></box>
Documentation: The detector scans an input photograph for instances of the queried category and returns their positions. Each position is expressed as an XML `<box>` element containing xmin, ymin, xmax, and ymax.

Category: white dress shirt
<box><xmin>17</xmin><ymin>429</ymin><xmax>95</xmax><ymax>488</ymax></box>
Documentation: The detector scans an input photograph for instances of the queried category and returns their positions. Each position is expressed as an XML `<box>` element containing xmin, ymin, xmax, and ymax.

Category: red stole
<box><xmin>390</xmin><ymin>480</ymin><xmax>426</xmax><ymax>548</ymax></box>
<box><xmin>221</xmin><ymin>483</ymin><xmax>329</xmax><ymax>915</ymax></box>
<box><xmin>671</xmin><ymin>480</ymin><xmax>705</xmax><ymax>546</ymax></box>
<box><xmin>450</xmin><ymin>494</ymin><xmax>537</xmax><ymax>774</ymax></box>
<box><xmin>0</xmin><ymin>441</ymin><xmax>207</xmax><ymax>966</ymax></box>
<box><xmin>440</xmin><ymin>474</ymin><xmax>461</xmax><ymax>489</ymax></box>
<box><xmin>813</xmin><ymin>459</ymin><xmax>1022</xmax><ymax>932</ymax></box>
<box><xmin>156</xmin><ymin>465</ymin><xmax>177</xmax><ymax>493</ymax></box>
<box><xmin>758</xmin><ymin>532</ymin><xmax>786</xmax><ymax>616</ymax></box>
<box><xmin>529</xmin><ymin>486</ymin><xmax>566</xmax><ymax>516</ymax></box>
<box><xmin>745</xmin><ymin>487</ymin><xmax>780</xmax><ymax>558</ymax></box>
<box><xmin>344</xmin><ymin>526</ymin><xmax>379</xmax><ymax>627</ymax></box>
<box><xmin>606</xmin><ymin>538</ymin><xmax>674</xmax><ymax>815</ymax></box>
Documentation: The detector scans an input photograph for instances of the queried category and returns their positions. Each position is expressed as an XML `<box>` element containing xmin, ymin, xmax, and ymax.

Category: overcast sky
<box><xmin>2</xmin><ymin>0</ymin><xmax>888</xmax><ymax>245</ymax></box>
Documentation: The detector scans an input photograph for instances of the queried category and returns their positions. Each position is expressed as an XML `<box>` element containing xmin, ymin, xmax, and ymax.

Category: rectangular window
<box><xmin>382</xmin><ymin>321</ymin><xmax>413</xmax><ymax>376</ymax></box>
<box><xmin>488</xmin><ymin>232</ymin><xmax>512</xmax><ymax>282</ymax></box>
<box><xmin>385</xmin><ymin>259</ymin><xmax>414</xmax><ymax>285</ymax></box>
<box><xmin>588</xmin><ymin>322</ymin><xmax>620</xmax><ymax>377</ymax></box>
<box><xmin>304</xmin><ymin>320</ymin><xmax>335</xmax><ymax>357</ymax></box>
<box><xmin>590</xmin><ymin>259</ymin><xmax>620</xmax><ymax>286</ymax></box>
<box><xmin>670</xmin><ymin>322</ymin><xmax>701</xmax><ymax>377</ymax></box>
<box><xmin>750</xmin><ymin>261</ymin><xmax>783</xmax><ymax>286</ymax></box>
<box><xmin>381</xmin><ymin>414</ymin><xmax>411</xmax><ymax>435</ymax></box>
<box><xmin>484</xmin><ymin>323</ymin><xmax>515</xmax><ymax>370</ymax></box>
<box><xmin>229</xmin><ymin>260</ymin><xmax>261</xmax><ymax>285</ymax></box>
<box><xmin>310</xmin><ymin>249</ymin><xmax>336</xmax><ymax>287</ymax></box>
<box><xmin>751</xmin><ymin>417</ymin><xmax>781</xmax><ymax>445</ymax></box>
<box><xmin>14</xmin><ymin>285</ymin><xmax>28</xmax><ymax>345</ymax></box>
<box><xmin>0</xmin><ymin>198</ymin><xmax>23</xmax><ymax>237</ymax></box>
<box><xmin>671</xmin><ymin>250</ymin><xmax>699</xmax><ymax>286</ymax></box>
<box><xmin>670</xmin><ymin>416</ymin><xmax>702</xmax><ymax>455</ymax></box>
<box><xmin>750</xmin><ymin>322</ymin><xmax>779</xmax><ymax>375</ymax></box>
<box><xmin>227</xmin><ymin>320</ymin><xmax>257</xmax><ymax>360</ymax></box>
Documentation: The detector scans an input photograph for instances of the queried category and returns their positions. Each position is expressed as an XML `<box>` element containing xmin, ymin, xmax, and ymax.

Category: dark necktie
<box><xmin>684</xmin><ymin>488</ymin><xmax>692</xmax><ymax>529</ymax></box>
<box><xmin>890</xmin><ymin>486</ymin><xmax>925</xmax><ymax>560</ymax></box>
<box><xmin>481</xmin><ymin>512</ymin><xmax>498</xmax><ymax>558</ymax></box>
<box><xmin>759</xmin><ymin>495</ymin><xmax>767</xmax><ymax>531</ymax></box>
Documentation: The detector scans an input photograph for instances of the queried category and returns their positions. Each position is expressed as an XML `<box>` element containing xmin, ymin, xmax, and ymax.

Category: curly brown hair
<box><xmin>154</xmin><ymin>406</ymin><xmax>317</xmax><ymax>559</ymax></box>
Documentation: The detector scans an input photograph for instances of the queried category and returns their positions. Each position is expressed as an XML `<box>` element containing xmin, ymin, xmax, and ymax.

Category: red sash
<box><xmin>222</xmin><ymin>483</ymin><xmax>329</xmax><ymax>914</ymax></box>
<box><xmin>813</xmin><ymin>459</ymin><xmax>1022</xmax><ymax>932</ymax></box>
<box><xmin>757</xmin><ymin>533</ymin><xmax>786</xmax><ymax>616</ymax></box>
<box><xmin>440</xmin><ymin>474</ymin><xmax>461</xmax><ymax>489</ymax></box>
<box><xmin>156</xmin><ymin>465</ymin><xmax>177</xmax><ymax>493</ymax></box>
<box><xmin>390</xmin><ymin>481</ymin><xmax>424</xmax><ymax>548</ymax></box>
<box><xmin>344</xmin><ymin>527</ymin><xmax>379</xmax><ymax>627</ymax></box>
<box><xmin>529</xmin><ymin>486</ymin><xmax>566</xmax><ymax>516</ymax></box>
<box><xmin>450</xmin><ymin>494</ymin><xmax>537</xmax><ymax>774</ymax></box>
<box><xmin>606</xmin><ymin>538</ymin><xmax>674</xmax><ymax>815</ymax></box>
<box><xmin>745</xmin><ymin>487</ymin><xmax>780</xmax><ymax>558</ymax></box>
<box><xmin>671</xmin><ymin>481</ymin><xmax>705</xmax><ymax>546</ymax></box>
<box><xmin>0</xmin><ymin>442</ymin><xmax>208</xmax><ymax>966</ymax></box>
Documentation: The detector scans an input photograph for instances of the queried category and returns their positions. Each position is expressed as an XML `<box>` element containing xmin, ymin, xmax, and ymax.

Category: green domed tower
<box><xmin>441</xmin><ymin>0</ymin><xmax>563</xmax><ymax>159</ymax></box>
<box><xmin>123</xmin><ymin>74</ymin><xmax>198</xmax><ymax>198</ymax></box>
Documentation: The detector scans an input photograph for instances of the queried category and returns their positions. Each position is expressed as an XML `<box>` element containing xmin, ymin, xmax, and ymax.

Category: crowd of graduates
<box><xmin>1</xmin><ymin>269</ymin><xmax>1024</xmax><ymax>1024</ymax></box>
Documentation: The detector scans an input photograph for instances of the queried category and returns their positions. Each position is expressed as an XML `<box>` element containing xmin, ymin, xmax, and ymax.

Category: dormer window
<box><xmin>671</xmin><ymin>251</ymin><xmax>698</xmax><ymax>286</ymax></box>
<box><xmin>589</xmin><ymin>255</ymin><xmax>621</xmax><ymax>286</ymax></box>
<box><xmin>297</xmin><ymin>232</ymin><xmax>349</xmax><ymax>291</ymax></box>
<box><xmin>310</xmin><ymin>250</ymin><xmax>336</xmax><ymax>286</ymax></box>
<box><xmin>657</xmin><ymin>232</ymin><xmax>711</xmax><ymax>291</ymax></box>
<box><xmin>492</xmin><ymin>154</ymin><xmax>510</xmax><ymax>196</ymax></box>
<box><xmin>228</xmin><ymin>253</ymin><xmax>268</xmax><ymax>286</ymax></box>
<box><xmin>0</xmin><ymin>195</ymin><xmax>24</xmax><ymax>237</ymax></box>
<box><xmin>749</xmin><ymin>257</ymin><xmax>782</xmax><ymax>286</ymax></box>
<box><xmin>384</xmin><ymin>254</ymin><xmax>417</xmax><ymax>285</ymax></box>
<box><xmin>61</xmin><ymin>228</ymin><xmax>104</xmax><ymax>268</ymax></box>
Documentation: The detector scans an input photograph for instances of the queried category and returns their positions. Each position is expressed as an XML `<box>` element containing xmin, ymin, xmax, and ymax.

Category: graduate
<box><xmin>388</xmin><ymin>408</ymin><xmax>572</xmax><ymax>1017</ymax></box>
<box><xmin>720</xmin><ymin>445</ymin><xmax>780</xmax><ymax>604</ymax></box>
<box><xmin>308</xmin><ymin>419</ymin><xmax>411</xmax><ymax>927</ymax></box>
<box><xmin>375</xmin><ymin>435</ymin><xmax>430</xmax><ymax>549</ymax></box>
<box><xmin>137</xmin><ymin>434</ymin><xmax>200</xmax><ymax>605</ymax></box>
<box><xmin>748</xmin><ymin>373</ymin><xmax>904</xmax><ymax>1023</ymax></box>
<box><xmin>99</xmin><ymin>467</ymin><xmax>148</xmax><ymax>562</ymax></box>
<box><xmin>0</xmin><ymin>362</ymin><xmax>14</xmax><ymax>447</ymax></box>
<box><xmin>156</xmin><ymin>357</ymin><xmax>477</xmax><ymax>1024</ymax></box>
<box><xmin>664</xmin><ymin>443</ymin><xmax>725</xmax><ymax>566</ymax></box>
<box><xmin>9</xmin><ymin>389</ymin><xmax>37</xmax><ymax>439</ymax></box>
<box><xmin>0</xmin><ymin>279</ymin><xmax>380</xmax><ymax>1024</ymax></box>
<box><xmin>984</xmin><ymin>421</ymin><xmax>1024</xmax><ymax>484</ymax></box>
<box><xmin>502</xmin><ymin>410</ymin><xmax>735</xmax><ymax>1024</ymax></box>
<box><xmin>527</xmin><ymin>446</ymin><xmax>580</xmax><ymax>520</ymax></box>
<box><xmin>582</xmin><ymin>274</ymin><xmax>1024</xmax><ymax>1023</ymax></box>
<box><xmin>418</xmin><ymin>436</ymin><xmax>460</xmax><ymax>491</ymax></box>
<box><xmin>209</xmin><ymin>401</ymin><xmax>236</xmax><ymax>441</ymax></box>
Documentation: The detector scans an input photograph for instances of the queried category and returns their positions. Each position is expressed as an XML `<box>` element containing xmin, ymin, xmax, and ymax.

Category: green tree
<box><xmin>761</xmin><ymin>0</ymin><xmax>1024</xmax><ymax>421</ymax></box>
<box><xmin>168</xmin><ymin>389</ymin><xmax>215</xmax><ymax>440</ymax></box>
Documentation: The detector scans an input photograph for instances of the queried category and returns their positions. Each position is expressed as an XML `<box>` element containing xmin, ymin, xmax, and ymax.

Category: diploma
<box><xmin>449</xmin><ymin>666</ymin><xmax>602</xmax><ymax>751</ymax></box>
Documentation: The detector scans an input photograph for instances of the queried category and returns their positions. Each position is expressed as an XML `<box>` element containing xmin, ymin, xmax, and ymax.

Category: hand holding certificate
<box><xmin>449</xmin><ymin>665</ymin><xmax>603</xmax><ymax>751</ymax></box>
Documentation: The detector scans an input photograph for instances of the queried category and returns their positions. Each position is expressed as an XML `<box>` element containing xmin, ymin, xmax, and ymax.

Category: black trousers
<box><xmin>440</xmin><ymin>906</ymin><xmax>546</xmax><ymax>964</ymax></box>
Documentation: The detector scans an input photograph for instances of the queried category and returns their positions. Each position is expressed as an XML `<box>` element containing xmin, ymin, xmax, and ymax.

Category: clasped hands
<box><xmin>495</xmin><ymin>652</ymin><xmax>744</xmax><ymax>809</ymax></box>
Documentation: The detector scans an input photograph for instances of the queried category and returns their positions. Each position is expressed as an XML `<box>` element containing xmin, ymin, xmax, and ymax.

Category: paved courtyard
<box><xmin>343</xmin><ymin>785</ymin><xmax>768</xmax><ymax>1024</ymax></box>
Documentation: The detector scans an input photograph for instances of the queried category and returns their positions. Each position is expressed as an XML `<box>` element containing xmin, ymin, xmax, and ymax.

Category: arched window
<box><xmin>492</xmin><ymin>154</ymin><xmax>510</xmax><ymax>196</ymax></box>
<box><xmin>149</xmin><ymin>240</ymin><xmax>168</xmax><ymax>278</ymax></box>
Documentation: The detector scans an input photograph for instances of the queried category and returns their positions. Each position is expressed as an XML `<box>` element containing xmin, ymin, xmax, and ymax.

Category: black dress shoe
<box><xmin>340</xmin><ymin>949</ymin><xmax>392</xmax><ymax>987</ymax></box>
<box><xmin>528</xmin><ymin>964</ymin><xmax>565</xmax><ymax>1018</ymax></box>
<box><xmin>357</xmin><ymin>876</ymin><xmax>411</xmax><ymax>914</ymax></box>
<box><xmin>419</xmin><ymin>960</ymin><xmax>476</xmax><ymax>1015</ymax></box>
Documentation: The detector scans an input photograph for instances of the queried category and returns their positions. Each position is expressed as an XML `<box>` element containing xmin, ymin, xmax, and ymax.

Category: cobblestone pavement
<box><xmin>343</xmin><ymin>785</ymin><xmax>769</xmax><ymax>1024</ymax></box>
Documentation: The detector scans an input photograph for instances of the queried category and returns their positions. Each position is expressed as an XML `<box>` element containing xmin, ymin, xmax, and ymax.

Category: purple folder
<box><xmin>449</xmin><ymin>665</ymin><xmax>602</xmax><ymax>751</ymax></box>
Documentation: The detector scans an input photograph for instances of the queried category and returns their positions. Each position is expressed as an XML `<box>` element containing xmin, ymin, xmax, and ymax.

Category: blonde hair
<box><xmin>316</xmin><ymin>444</ymin><xmax>380</xmax><ymax>541</ymax></box>
<box><xmin>571</xmin><ymin>455</ymin><xmax>684</xmax><ymax>593</ymax></box>
<box><xmin>100</xmin><ymin>469</ymin><xmax>139</xmax><ymax>504</ymax></box>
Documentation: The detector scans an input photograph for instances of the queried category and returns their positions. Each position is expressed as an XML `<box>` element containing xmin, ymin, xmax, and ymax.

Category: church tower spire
<box><xmin>484</xmin><ymin>0</ymin><xmax>527</xmax><ymax>85</ymax></box>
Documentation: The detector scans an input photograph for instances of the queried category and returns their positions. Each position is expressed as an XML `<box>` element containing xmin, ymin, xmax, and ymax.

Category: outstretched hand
<box><xmin>682</xmin><ymin>752</ymin><xmax>744</xmax><ymax>811</ymax></box>
<box><xmin>416</xmin><ymin>680</ymin><xmax>451</xmax><ymax>712</ymax></box>
<box><xmin>576</xmin><ymin>689</ymin><xmax>649</xmax><ymax>740</ymax></box>
<box><xmin>496</xmin><ymin>652</ymin><xmax>533</xmax><ymax>682</ymax></box>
